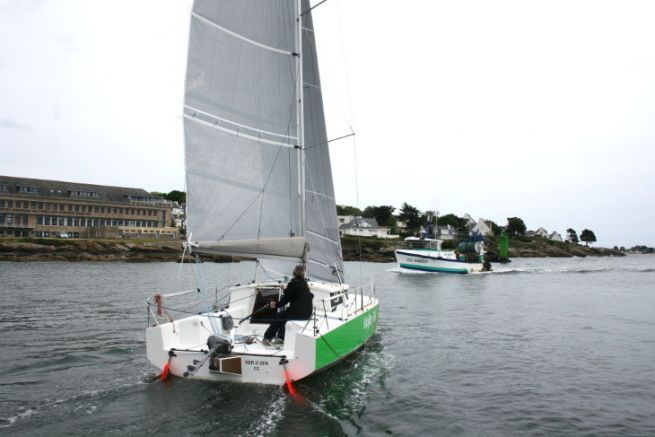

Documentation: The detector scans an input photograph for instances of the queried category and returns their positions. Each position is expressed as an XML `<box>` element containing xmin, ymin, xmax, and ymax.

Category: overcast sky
<box><xmin>1</xmin><ymin>0</ymin><xmax>654</xmax><ymax>247</ymax></box>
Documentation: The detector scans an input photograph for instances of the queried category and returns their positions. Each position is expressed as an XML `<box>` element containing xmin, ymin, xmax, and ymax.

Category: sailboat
<box><xmin>145</xmin><ymin>0</ymin><xmax>379</xmax><ymax>385</ymax></box>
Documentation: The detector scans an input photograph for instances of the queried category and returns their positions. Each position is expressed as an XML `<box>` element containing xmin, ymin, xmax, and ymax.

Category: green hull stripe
<box><xmin>399</xmin><ymin>263</ymin><xmax>469</xmax><ymax>274</ymax></box>
<box><xmin>315</xmin><ymin>304</ymin><xmax>379</xmax><ymax>370</ymax></box>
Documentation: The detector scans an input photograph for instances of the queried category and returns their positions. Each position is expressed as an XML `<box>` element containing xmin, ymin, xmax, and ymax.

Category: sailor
<box><xmin>262</xmin><ymin>265</ymin><xmax>314</xmax><ymax>346</ymax></box>
<box><xmin>482</xmin><ymin>255</ymin><xmax>492</xmax><ymax>272</ymax></box>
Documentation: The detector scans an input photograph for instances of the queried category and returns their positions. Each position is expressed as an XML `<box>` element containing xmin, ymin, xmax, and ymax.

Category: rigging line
<box><xmin>304</xmin><ymin>26</ymin><xmax>354</xmax><ymax>133</ymax></box>
<box><xmin>304</xmin><ymin>132</ymin><xmax>355</xmax><ymax>150</ymax></box>
<box><xmin>336</xmin><ymin>0</ymin><xmax>356</xmax><ymax>128</ymax></box>
<box><xmin>301</xmin><ymin>0</ymin><xmax>329</xmax><ymax>17</ymax></box>
<box><xmin>217</xmin><ymin>144</ymin><xmax>284</xmax><ymax>242</ymax></box>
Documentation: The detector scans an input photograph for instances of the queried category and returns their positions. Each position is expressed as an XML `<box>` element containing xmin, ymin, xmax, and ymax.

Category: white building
<box><xmin>435</xmin><ymin>224</ymin><xmax>457</xmax><ymax>240</ymax></box>
<box><xmin>462</xmin><ymin>213</ymin><xmax>476</xmax><ymax>228</ymax></box>
<box><xmin>535</xmin><ymin>227</ymin><xmax>548</xmax><ymax>238</ymax></box>
<box><xmin>549</xmin><ymin>231</ymin><xmax>563</xmax><ymax>242</ymax></box>
<box><xmin>339</xmin><ymin>217</ymin><xmax>398</xmax><ymax>239</ymax></box>
<box><xmin>337</xmin><ymin>215</ymin><xmax>355</xmax><ymax>226</ymax></box>
<box><xmin>471</xmin><ymin>218</ymin><xmax>493</xmax><ymax>236</ymax></box>
<box><xmin>171</xmin><ymin>202</ymin><xmax>185</xmax><ymax>228</ymax></box>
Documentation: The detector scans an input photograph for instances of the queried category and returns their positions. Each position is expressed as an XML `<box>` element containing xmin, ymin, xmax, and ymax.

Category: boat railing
<box><xmin>311</xmin><ymin>280</ymin><xmax>375</xmax><ymax>332</ymax></box>
<box><xmin>146</xmin><ymin>286</ymin><xmax>232</xmax><ymax>327</ymax></box>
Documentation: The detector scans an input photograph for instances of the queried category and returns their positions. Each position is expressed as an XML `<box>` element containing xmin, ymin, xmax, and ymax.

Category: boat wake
<box><xmin>0</xmin><ymin>409</ymin><xmax>35</xmax><ymax>428</ymax></box>
<box><xmin>488</xmin><ymin>266</ymin><xmax>655</xmax><ymax>275</ymax></box>
<box><xmin>0</xmin><ymin>372</ymin><xmax>151</xmax><ymax>429</ymax></box>
<box><xmin>241</xmin><ymin>393</ymin><xmax>287</xmax><ymax>437</ymax></box>
<box><xmin>387</xmin><ymin>267</ymin><xmax>429</xmax><ymax>275</ymax></box>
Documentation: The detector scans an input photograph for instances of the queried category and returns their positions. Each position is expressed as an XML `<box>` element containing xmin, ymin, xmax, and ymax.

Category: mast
<box><xmin>296</xmin><ymin>0</ymin><xmax>306</xmax><ymax>240</ymax></box>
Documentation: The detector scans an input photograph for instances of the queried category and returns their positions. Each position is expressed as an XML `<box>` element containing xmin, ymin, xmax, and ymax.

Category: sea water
<box><xmin>1</xmin><ymin>256</ymin><xmax>654</xmax><ymax>436</ymax></box>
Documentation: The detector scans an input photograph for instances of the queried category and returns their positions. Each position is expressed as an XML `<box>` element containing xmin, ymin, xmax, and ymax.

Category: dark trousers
<box><xmin>263</xmin><ymin>310</ymin><xmax>305</xmax><ymax>341</ymax></box>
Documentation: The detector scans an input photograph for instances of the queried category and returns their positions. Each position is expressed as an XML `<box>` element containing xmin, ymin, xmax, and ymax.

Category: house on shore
<box><xmin>471</xmin><ymin>218</ymin><xmax>493</xmax><ymax>237</ymax></box>
<box><xmin>435</xmin><ymin>224</ymin><xmax>457</xmax><ymax>240</ymax></box>
<box><xmin>339</xmin><ymin>217</ymin><xmax>398</xmax><ymax>239</ymax></box>
<box><xmin>549</xmin><ymin>231</ymin><xmax>563</xmax><ymax>242</ymax></box>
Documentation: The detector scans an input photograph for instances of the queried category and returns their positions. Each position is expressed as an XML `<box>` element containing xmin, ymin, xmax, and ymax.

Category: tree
<box><xmin>487</xmin><ymin>220</ymin><xmax>501</xmax><ymax>236</ymax></box>
<box><xmin>438</xmin><ymin>213</ymin><xmax>467</xmax><ymax>234</ymax></box>
<box><xmin>166</xmin><ymin>190</ymin><xmax>186</xmax><ymax>204</ymax></box>
<box><xmin>336</xmin><ymin>205</ymin><xmax>362</xmax><ymax>216</ymax></box>
<box><xmin>398</xmin><ymin>203</ymin><xmax>422</xmax><ymax>234</ymax></box>
<box><xmin>506</xmin><ymin>217</ymin><xmax>526</xmax><ymax>236</ymax></box>
<box><xmin>362</xmin><ymin>205</ymin><xmax>396</xmax><ymax>227</ymax></box>
<box><xmin>566</xmin><ymin>228</ymin><xmax>579</xmax><ymax>244</ymax></box>
<box><xmin>151</xmin><ymin>190</ymin><xmax>186</xmax><ymax>204</ymax></box>
<box><xmin>580</xmin><ymin>229</ymin><xmax>597</xmax><ymax>246</ymax></box>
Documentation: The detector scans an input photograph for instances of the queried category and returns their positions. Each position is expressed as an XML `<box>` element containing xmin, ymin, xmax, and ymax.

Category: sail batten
<box><xmin>184</xmin><ymin>104</ymin><xmax>299</xmax><ymax>140</ymax></box>
<box><xmin>191</xmin><ymin>12</ymin><xmax>296</xmax><ymax>56</ymax></box>
<box><xmin>184</xmin><ymin>114</ymin><xmax>297</xmax><ymax>149</ymax></box>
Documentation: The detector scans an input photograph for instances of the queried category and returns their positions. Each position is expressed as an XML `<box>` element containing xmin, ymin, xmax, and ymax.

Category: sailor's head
<box><xmin>293</xmin><ymin>265</ymin><xmax>305</xmax><ymax>278</ymax></box>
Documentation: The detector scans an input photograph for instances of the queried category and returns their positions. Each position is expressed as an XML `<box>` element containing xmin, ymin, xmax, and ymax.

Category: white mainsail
<box><xmin>184</xmin><ymin>0</ymin><xmax>343</xmax><ymax>282</ymax></box>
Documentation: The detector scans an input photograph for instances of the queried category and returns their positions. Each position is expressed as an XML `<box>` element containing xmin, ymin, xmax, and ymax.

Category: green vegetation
<box><xmin>151</xmin><ymin>190</ymin><xmax>186</xmax><ymax>204</ymax></box>
<box><xmin>507</xmin><ymin>217</ymin><xmax>526</xmax><ymax>236</ymax></box>
<box><xmin>336</xmin><ymin>205</ymin><xmax>362</xmax><ymax>216</ymax></box>
<box><xmin>362</xmin><ymin>205</ymin><xmax>396</xmax><ymax>228</ymax></box>
<box><xmin>580</xmin><ymin>229</ymin><xmax>597</xmax><ymax>246</ymax></box>
<box><xmin>566</xmin><ymin>228</ymin><xmax>579</xmax><ymax>244</ymax></box>
<box><xmin>438</xmin><ymin>213</ymin><xmax>468</xmax><ymax>235</ymax></box>
<box><xmin>398</xmin><ymin>203</ymin><xmax>421</xmax><ymax>235</ymax></box>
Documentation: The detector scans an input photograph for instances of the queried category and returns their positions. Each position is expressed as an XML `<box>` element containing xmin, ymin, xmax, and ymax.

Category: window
<box><xmin>69</xmin><ymin>190</ymin><xmax>101</xmax><ymax>198</ymax></box>
<box><xmin>68</xmin><ymin>204</ymin><xmax>73</xmax><ymax>212</ymax></box>
<box><xmin>75</xmin><ymin>205</ymin><xmax>80</xmax><ymax>212</ymax></box>
<box><xmin>0</xmin><ymin>183</ymin><xmax>9</xmax><ymax>192</ymax></box>
<box><xmin>0</xmin><ymin>200</ymin><xmax>4</xmax><ymax>208</ymax></box>
<box><xmin>16</xmin><ymin>185</ymin><xmax>38</xmax><ymax>193</ymax></box>
<box><xmin>0</xmin><ymin>213</ymin><xmax>4</xmax><ymax>224</ymax></box>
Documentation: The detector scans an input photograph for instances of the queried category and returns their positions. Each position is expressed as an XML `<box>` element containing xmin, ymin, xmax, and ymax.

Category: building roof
<box><xmin>0</xmin><ymin>175</ymin><xmax>163</xmax><ymax>205</ymax></box>
<box><xmin>339</xmin><ymin>217</ymin><xmax>380</xmax><ymax>230</ymax></box>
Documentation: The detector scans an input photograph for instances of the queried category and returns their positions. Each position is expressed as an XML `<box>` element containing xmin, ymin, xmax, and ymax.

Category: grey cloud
<box><xmin>0</xmin><ymin>118</ymin><xmax>32</xmax><ymax>131</ymax></box>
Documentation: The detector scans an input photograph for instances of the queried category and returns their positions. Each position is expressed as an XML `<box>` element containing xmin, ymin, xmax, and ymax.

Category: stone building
<box><xmin>0</xmin><ymin>176</ymin><xmax>179</xmax><ymax>239</ymax></box>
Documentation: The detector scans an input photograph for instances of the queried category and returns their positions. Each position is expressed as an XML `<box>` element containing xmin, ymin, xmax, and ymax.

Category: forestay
<box><xmin>184</xmin><ymin>0</ymin><xmax>343</xmax><ymax>282</ymax></box>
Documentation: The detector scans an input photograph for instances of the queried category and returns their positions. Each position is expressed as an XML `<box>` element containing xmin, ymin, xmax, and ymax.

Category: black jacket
<box><xmin>278</xmin><ymin>277</ymin><xmax>314</xmax><ymax>319</ymax></box>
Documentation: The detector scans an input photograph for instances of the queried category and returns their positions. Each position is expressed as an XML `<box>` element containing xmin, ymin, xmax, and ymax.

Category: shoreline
<box><xmin>0</xmin><ymin>236</ymin><xmax>630</xmax><ymax>263</ymax></box>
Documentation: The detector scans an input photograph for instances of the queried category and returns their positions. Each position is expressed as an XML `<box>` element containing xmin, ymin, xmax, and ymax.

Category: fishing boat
<box><xmin>145</xmin><ymin>0</ymin><xmax>379</xmax><ymax>385</ymax></box>
<box><xmin>395</xmin><ymin>236</ymin><xmax>487</xmax><ymax>274</ymax></box>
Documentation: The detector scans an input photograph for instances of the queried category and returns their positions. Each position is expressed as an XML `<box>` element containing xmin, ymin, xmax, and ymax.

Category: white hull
<box><xmin>147</xmin><ymin>281</ymin><xmax>378</xmax><ymax>385</ymax></box>
<box><xmin>395</xmin><ymin>249</ymin><xmax>483</xmax><ymax>274</ymax></box>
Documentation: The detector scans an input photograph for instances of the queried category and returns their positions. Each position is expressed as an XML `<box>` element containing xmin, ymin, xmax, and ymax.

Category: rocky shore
<box><xmin>0</xmin><ymin>238</ymin><xmax>232</xmax><ymax>263</ymax></box>
<box><xmin>0</xmin><ymin>236</ymin><xmax>626</xmax><ymax>263</ymax></box>
<box><xmin>340</xmin><ymin>235</ymin><xmax>625</xmax><ymax>262</ymax></box>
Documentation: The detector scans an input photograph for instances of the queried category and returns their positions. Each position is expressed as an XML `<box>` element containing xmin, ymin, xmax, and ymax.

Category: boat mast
<box><xmin>296</xmin><ymin>0</ymin><xmax>306</xmax><ymax>240</ymax></box>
